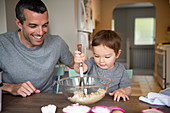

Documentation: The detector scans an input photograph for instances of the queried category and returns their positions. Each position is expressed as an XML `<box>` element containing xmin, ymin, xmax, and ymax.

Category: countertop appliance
<box><xmin>156</xmin><ymin>43</ymin><xmax>170</xmax><ymax>89</ymax></box>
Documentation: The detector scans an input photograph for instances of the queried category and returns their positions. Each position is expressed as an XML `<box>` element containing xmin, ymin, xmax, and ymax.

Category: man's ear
<box><xmin>116</xmin><ymin>49</ymin><xmax>122</xmax><ymax>58</ymax></box>
<box><xmin>15</xmin><ymin>18</ymin><xmax>22</xmax><ymax>29</ymax></box>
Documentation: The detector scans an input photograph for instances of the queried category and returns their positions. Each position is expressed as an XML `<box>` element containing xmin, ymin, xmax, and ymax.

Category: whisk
<box><xmin>77</xmin><ymin>44</ymin><xmax>87</xmax><ymax>96</ymax></box>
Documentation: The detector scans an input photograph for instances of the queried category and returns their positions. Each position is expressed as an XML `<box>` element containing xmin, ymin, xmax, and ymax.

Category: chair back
<box><xmin>126</xmin><ymin>69</ymin><xmax>133</xmax><ymax>79</ymax></box>
<box><xmin>54</xmin><ymin>67</ymin><xmax>65</xmax><ymax>93</ymax></box>
<box><xmin>68</xmin><ymin>69</ymin><xmax>80</xmax><ymax>77</ymax></box>
<box><xmin>54</xmin><ymin>67</ymin><xmax>64</xmax><ymax>76</ymax></box>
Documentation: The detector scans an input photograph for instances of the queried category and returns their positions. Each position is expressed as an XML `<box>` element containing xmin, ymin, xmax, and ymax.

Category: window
<box><xmin>134</xmin><ymin>18</ymin><xmax>155</xmax><ymax>45</ymax></box>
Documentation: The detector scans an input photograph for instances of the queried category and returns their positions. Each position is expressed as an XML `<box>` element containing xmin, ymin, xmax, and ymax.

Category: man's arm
<box><xmin>2</xmin><ymin>81</ymin><xmax>40</xmax><ymax>97</ymax></box>
<box><xmin>67</xmin><ymin>59</ymin><xmax>74</xmax><ymax>69</ymax></box>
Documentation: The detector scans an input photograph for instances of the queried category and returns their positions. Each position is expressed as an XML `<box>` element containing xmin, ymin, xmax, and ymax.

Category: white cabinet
<box><xmin>156</xmin><ymin>44</ymin><xmax>170</xmax><ymax>89</ymax></box>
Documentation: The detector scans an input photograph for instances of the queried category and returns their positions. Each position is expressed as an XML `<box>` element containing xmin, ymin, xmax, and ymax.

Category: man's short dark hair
<box><xmin>15</xmin><ymin>0</ymin><xmax>47</xmax><ymax>25</ymax></box>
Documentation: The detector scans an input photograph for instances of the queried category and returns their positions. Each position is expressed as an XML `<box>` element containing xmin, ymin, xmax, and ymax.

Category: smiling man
<box><xmin>16</xmin><ymin>9</ymin><xmax>49</xmax><ymax>49</ymax></box>
<box><xmin>0</xmin><ymin>0</ymin><xmax>74</xmax><ymax>97</ymax></box>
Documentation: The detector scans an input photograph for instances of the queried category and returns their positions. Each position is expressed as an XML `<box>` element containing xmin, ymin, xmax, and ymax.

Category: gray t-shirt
<box><xmin>85</xmin><ymin>57</ymin><xmax>131</xmax><ymax>94</ymax></box>
<box><xmin>0</xmin><ymin>30</ymin><xmax>73</xmax><ymax>93</ymax></box>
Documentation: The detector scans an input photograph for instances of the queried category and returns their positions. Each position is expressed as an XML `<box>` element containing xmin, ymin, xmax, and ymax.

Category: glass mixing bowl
<box><xmin>57</xmin><ymin>76</ymin><xmax>112</xmax><ymax>105</ymax></box>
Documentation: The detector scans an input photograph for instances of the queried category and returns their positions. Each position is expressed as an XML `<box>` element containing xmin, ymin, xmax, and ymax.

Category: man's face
<box><xmin>17</xmin><ymin>9</ymin><xmax>49</xmax><ymax>49</ymax></box>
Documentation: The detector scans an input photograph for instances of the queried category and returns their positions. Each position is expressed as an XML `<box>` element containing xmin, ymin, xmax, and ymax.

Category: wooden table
<box><xmin>1</xmin><ymin>93</ymin><xmax>170</xmax><ymax>113</ymax></box>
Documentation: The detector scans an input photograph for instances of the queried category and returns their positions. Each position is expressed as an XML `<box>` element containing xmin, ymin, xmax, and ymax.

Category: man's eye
<box><xmin>43</xmin><ymin>24</ymin><xmax>48</xmax><ymax>28</ymax></box>
<box><xmin>105</xmin><ymin>56</ymin><xmax>110</xmax><ymax>59</ymax></box>
<box><xmin>29</xmin><ymin>25</ymin><xmax>36</xmax><ymax>28</ymax></box>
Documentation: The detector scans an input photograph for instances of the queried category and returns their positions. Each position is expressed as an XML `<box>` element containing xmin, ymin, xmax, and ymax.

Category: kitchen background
<box><xmin>0</xmin><ymin>0</ymin><xmax>170</xmax><ymax>95</ymax></box>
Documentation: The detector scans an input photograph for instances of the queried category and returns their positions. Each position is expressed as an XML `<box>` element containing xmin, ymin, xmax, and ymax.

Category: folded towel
<box><xmin>160</xmin><ymin>88</ymin><xmax>170</xmax><ymax>95</ymax></box>
<box><xmin>139</xmin><ymin>89</ymin><xmax>170</xmax><ymax>107</ymax></box>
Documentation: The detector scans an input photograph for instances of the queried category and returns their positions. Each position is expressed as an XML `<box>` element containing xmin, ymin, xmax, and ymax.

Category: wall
<box><xmin>0</xmin><ymin>0</ymin><xmax>7</xmax><ymax>34</ymax></box>
<box><xmin>5</xmin><ymin>0</ymin><xmax>19</xmax><ymax>32</ymax></box>
<box><xmin>92</xmin><ymin>0</ymin><xmax>170</xmax><ymax>77</ymax></box>
<box><xmin>113</xmin><ymin>7</ymin><xmax>155</xmax><ymax>62</ymax></box>
<box><xmin>42</xmin><ymin>0</ymin><xmax>76</xmax><ymax>54</ymax></box>
<box><xmin>93</xmin><ymin>0</ymin><xmax>170</xmax><ymax>44</ymax></box>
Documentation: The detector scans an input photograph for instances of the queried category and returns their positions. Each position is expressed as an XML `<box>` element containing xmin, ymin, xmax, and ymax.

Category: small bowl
<box><xmin>57</xmin><ymin>76</ymin><xmax>112</xmax><ymax>105</ymax></box>
<box><xmin>63</xmin><ymin>103</ymin><xmax>91</xmax><ymax>113</ymax></box>
<box><xmin>92</xmin><ymin>106</ymin><xmax>125</xmax><ymax>113</ymax></box>
<box><xmin>91</xmin><ymin>106</ymin><xmax>112</xmax><ymax>113</ymax></box>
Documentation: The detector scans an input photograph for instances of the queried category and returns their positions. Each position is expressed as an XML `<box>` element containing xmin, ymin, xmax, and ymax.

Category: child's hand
<box><xmin>74</xmin><ymin>51</ymin><xmax>87</xmax><ymax>73</ymax></box>
<box><xmin>109</xmin><ymin>89</ymin><xmax>129</xmax><ymax>102</ymax></box>
<box><xmin>74</xmin><ymin>51</ymin><xmax>86</xmax><ymax>64</ymax></box>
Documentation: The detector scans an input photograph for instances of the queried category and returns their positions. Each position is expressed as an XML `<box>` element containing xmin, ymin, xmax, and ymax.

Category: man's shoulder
<box><xmin>0</xmin><ymin>31</ymin><xmax>16</xmax><ymax>43</ymax></box>
<box><xmin>0</xmin><ymin>31</ymin><xmax>16</xmax><ymax>38</ymax></box>
<box><xmin>44</xmin><ymin>34</ymin><xmax>67</xmax><ymax>48</ymax></box>
<box><xmin>46</xmin><ymin>34</ymin><xmax>61</xmax><ymax>39</ymax></box>
<box><xmin>45</xmin><ymin>34</ymin><xmax>63</xmax><ymax>43</ymax></box>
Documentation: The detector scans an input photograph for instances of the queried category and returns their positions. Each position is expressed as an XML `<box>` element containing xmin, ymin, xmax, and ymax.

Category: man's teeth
<box><xmin>34</xmin><ymin>36</ymin><xmax>41</xmax><ymax>39</ymax></box>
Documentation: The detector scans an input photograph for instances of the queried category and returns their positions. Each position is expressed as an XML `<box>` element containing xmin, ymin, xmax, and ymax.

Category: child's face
<box><xmin>93</xmin><ymin>45</ymin><xmax>121</xmax><ymax>69</ymax></box>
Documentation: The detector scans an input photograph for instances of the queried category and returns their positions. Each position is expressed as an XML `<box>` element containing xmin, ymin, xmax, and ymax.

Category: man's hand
<box><xmin>2</xmin><ymin>81</ymin><xmax>40</xmax><ymax>97</ymax></box>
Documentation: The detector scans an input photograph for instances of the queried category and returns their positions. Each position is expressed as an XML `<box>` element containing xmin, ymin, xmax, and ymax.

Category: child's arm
<box><xmin>74</xmin><ymin>51</ymin><xmax>88</xmax><ymax>74</ymax></box>
<box><xmin>109</xmin><ymin>86</ymin><xmax>131</xmax><ymax>102</ymax></box>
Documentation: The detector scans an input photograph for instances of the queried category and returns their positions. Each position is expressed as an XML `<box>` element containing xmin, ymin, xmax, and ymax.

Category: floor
<box><xmin>131</xmin><ymin>75</ymin><xmax>162</xmax><ymax>96</ymax></box>
<box><xmin>118</xmin><ymin>63</ymin><xmax>162</xmax><ymax>96</ymax></box>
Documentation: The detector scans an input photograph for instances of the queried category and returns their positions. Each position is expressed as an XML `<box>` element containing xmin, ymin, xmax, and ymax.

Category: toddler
<box><xmin>74</xmin><ymin>30</ymin><xmax>131</xmax><ymax>102</ymax></box>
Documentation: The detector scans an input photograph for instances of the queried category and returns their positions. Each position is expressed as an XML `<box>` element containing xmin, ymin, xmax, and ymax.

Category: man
<box><xmin>0</xmin><ymin>0</ymin><xmax>74</xmax><ymax>97</ymax></box>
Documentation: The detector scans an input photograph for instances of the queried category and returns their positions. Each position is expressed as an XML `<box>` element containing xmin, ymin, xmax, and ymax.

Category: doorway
<box><xmin>112</xmin><ymin>3</ymin><xmax>155</xmax><ymax>75</ymax></box>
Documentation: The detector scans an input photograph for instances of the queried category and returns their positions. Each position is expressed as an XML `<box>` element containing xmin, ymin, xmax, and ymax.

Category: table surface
<box><xmin>1</xmin><ymin>93</ymin><xmax>170</xmax><ymax>113</ymax></box>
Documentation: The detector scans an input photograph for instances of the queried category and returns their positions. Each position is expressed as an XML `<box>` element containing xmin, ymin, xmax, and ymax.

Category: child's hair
<box><xmin>92</xmin><ymin>30</ymin><xmax>121</xmax><ymax>56</ymax></box>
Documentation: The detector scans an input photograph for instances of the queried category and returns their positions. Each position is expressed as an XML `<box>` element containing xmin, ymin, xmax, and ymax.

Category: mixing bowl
<box><xmin>57</xmin><ymin>76</ymin><xmax>112</xmax><ymax>105</ymax></box>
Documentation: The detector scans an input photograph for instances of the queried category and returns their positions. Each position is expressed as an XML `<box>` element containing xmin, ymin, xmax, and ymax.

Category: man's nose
<box><xmin>37</xmin><ymin>27</ymin><xmax>43</xmax><ymax>35</ymax></box>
